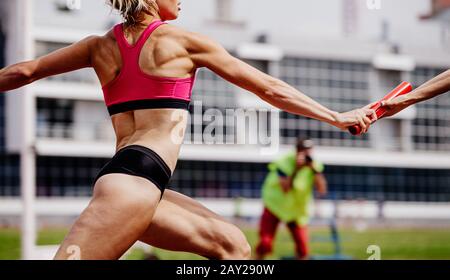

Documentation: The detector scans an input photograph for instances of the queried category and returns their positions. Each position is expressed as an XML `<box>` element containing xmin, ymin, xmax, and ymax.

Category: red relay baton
<box><xmin>348</xmin><ymin>81</ymin><xmax>413</xmax><ymax>136</ymax></box>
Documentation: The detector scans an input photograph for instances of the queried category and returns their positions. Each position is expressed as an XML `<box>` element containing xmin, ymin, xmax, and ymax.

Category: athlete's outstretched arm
<box><xmin>381</xmin><ymin>69</ymin><xmax>450</xmax><ymax>117</ymax></box>
<box><xmin>186</xmin><ymin>33</ymin><xmax>375</xmax><ymax>132</ymax></box>
<box><xmin>0</xmin><ymin>36</ymin><xmax>99</xmax><ymax>92</ymax></box>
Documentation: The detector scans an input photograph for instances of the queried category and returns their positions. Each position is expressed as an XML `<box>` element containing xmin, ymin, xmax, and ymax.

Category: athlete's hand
<box><xmin>334</xmin><ymin>104</ymin><xmax>377</xmax><ymax>134</ymax></box>
<box><xmin>380</xmin><ymin>94</ymin><xmax>411</xmax><ymax>117</ymax></box>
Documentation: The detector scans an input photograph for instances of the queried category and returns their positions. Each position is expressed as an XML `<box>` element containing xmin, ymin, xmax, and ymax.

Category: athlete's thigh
<box><xmin>139</xmin><ymin>189</ymin><xmax>242</xmax><ymax>258</ymax></box>
<box><xmin>55</xmin><ymin>174</ymin><xmax>161</xmax><ymax>260</ymax></box>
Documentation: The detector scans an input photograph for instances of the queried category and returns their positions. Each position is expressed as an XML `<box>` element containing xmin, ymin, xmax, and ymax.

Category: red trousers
<box><xmin>256</xmin><ymin>207</ymin><xmax>309</xmax><ymax>258</ymax></box>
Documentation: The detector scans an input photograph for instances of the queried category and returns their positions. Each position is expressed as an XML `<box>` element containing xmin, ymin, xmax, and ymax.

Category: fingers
<box><xmin>356</xmin><ymin>109</ymin><xmax>367</xmax><ymax>133</ymax></box>
<box><xmin>357</xmin><ymin>108</ymin><xmax>374</xmax><ymax>134</ymax></box>
<box><xmin>362</xmin><ymin>116</ymin><xmax>372</xmax><ymax>133</ymax></box>
<box><xmin>338</xmin><ymin>107</ymin><xmax>376</xmax><ymax>134</ymax></box>
<box><xmin>364</xmin><ymin>107</ymin><xmax>377</xmax><ymax>121</ymax></box>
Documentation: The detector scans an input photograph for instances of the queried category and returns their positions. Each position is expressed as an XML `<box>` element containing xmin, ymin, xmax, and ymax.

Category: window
<box><xmin>4</xmin><ymin>155</ymin><xmax>449</xmax><ymax>202</ymax></box>
<box><xmin>170</xmin><ymin>160</ymin><xmax>267</xmax><ymax>198</ymax></box>
<box><xmin>37</xmin><ymin>98</ymin><xmax>75</xmax><ymax>139</ymax></box>
<box><xmin>36</xmin><ymin>156</ymin><xmax>109</xmax><ymax>197</ymax></box>
<box><xmin>192</xmin><ymin>68</ymin><xmax>237</xmax><ymax>108</ymax></box>
<box><xmin>279</xmin><ymin>57</ymin><xmax>372</xmax><ymax>147</ymax></box>
<box><xmin>0</xmin><ymin>154</ymin><xmax>20</xmax><ymax>196</ymax></box>
<box><xmin>0</xmin><ymin>25</ymin><xmax>6</xmax><ymax>151</ymax></box>
<box><xmin>411</xmin><ymin>68</ymin><xmax>450</xmax><ymax>151</ymax></box>
<box><xmin>170</xmin><ymin>161</ymin><xmax>450</xmax><ymax>202</ymax></box>
<box><xmin>37</xmin><ymin>98</ymin><xmax>113</xmax><ymax>142</ymax></box>
<box><xmin>325</xmin><ymin>166</ymin><xmax>450</xmax><ymax>202</ymax></box>
<box><xmin>0</xmin><ymin>24</ymin><xmax>18</xmax><ymax>197</ymax></box>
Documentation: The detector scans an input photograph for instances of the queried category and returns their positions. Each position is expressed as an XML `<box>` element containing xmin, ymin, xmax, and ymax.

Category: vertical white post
<box><xmin>17</xmin><ymin>0</ymin><xmax>36</xmax><ymax>260</ymax></box>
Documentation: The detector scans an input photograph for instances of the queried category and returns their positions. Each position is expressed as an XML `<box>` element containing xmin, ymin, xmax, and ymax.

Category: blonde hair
<box><xmin>107</xmin><ymin>0</ymin><xmax>159</xmax><ymax>26</ymax></box>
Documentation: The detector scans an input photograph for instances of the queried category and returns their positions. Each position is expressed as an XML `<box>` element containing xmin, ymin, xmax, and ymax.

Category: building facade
<box><xmin>0</xmin><ymin>0</ymin><xmax>449</xmax><ymax>203</ymax></box>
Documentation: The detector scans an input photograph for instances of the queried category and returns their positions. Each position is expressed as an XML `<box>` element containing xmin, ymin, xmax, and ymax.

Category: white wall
<box><xmin>176</xmin><ymin>0</ymin><xmax>443</xmax><ymax>50</ymax></box>
<box><xmin>33</xmin><ymin>0</ymin><xmax>118</xmax><ymax>30</ymax></box>
<box><xmin>29</xmin><ymin>0</ymin><xmax>445</xmax><ymax>52</ymax></box>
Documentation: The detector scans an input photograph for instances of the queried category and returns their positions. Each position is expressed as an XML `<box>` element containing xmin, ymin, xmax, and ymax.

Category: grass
<box><xmin>1</xmin><ymin>226</ymin><xmax>450</xmax><ymax>260</ymax></box>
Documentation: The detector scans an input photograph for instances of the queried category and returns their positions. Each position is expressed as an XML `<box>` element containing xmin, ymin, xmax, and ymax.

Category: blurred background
<box><xmin>0</xmin><ymin>0</ymin><xmax>449</xmax><ymax>260</ymax></box>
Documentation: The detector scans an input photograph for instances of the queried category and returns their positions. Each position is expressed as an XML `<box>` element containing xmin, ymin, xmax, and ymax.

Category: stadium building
<box><xmin>0</xmin><ymin>0</ymin><xmax>449</xmax><ymax>258</ymax></box>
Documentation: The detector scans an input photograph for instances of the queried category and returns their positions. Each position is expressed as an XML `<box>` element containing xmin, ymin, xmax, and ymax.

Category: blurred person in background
<box><xmin>382</xmin><ymin>69</ymin><xmax>450</xmax><ymax>116</ymax></box>
<box><xmin>0</xmin><ymin>0</ymin><xmax>374</xmax><ymax>260</ymax></box>
<box><xmin>255</xmin><ymin>138</ymin><xmax>327</xmax><ymax>260</ymax></box>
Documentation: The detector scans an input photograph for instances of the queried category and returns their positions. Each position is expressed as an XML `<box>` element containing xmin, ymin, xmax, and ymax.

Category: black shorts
<box><xmin>93</xmin><ymin>145</ymin><xmax>172</xmax><ymax>196</ymax></box>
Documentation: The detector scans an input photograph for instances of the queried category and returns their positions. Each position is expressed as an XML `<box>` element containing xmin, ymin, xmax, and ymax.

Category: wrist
<box><xmin>326</xmin><ymin>110</ymin><xmax>340</xmax><ymax>127</ymax></box>
<box><xmin>410</xmin><ymin>90</ymin><xmax>428</xmax><ymax>104</ymax></box>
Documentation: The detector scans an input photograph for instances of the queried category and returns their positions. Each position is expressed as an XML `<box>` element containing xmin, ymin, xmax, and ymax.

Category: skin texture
<box><xmin>0</xmin><ymin>0</ymin><xmax>374</xmax><ymax>259</ymax></box>
<box><xmin>381</xmin><ymin>69</ymin><xmax>450</xmax><ymax>117</ymax></box>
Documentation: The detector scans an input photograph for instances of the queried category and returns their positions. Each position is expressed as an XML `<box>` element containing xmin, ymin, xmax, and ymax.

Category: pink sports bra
<box><xmin>102</xmin><ymin>20</ymin><xmax>196</xmax><ymax>116</ymax></box>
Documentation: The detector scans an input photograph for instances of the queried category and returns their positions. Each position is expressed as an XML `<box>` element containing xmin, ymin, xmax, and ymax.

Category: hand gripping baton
<box><xmin>348</xmin><ymin>81</ymin><xmax>413</xmax><ymax>136</ymax></box>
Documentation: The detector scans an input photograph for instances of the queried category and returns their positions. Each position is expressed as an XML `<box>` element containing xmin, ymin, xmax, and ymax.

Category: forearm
<box><xmin>0</xmin><ymin>61</ymin><xmax>36</xmax><ymax>92</ymax></box>
<box><xmin>258</xmin><ymin>77</ymin><xmax>339</xmax><ymax>126</ymax></box>
<box><xmin>195</xmin><ymin>36</ymin><xmax>374</xmax><ymax>130</ymax></box>
<box><xmin>408</xmin><ymin>70</ymin><xmax>450</xmax><ymax>104</ymax></box>
<box><xmin>314</xmin><ymin>174</ymin><xmax>327</xmax><ymax>196</ymax></box>
<box><xmin>195</xmin><ymin>46</ymin><xmax>339</xmax><ymax>126</ymax></box>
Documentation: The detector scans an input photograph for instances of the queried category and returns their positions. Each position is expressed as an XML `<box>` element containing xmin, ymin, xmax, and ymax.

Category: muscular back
<box><xmin>90</xmin><ymin>23</ymin><xmax>195</xmax><ymax>170</ymax></box>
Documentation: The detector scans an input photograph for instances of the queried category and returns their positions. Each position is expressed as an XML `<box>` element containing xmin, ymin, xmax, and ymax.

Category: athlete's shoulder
<box><xmin>161</xmin><ymin>24</ymin><xmax>221</xmax><ymax>53</ymax></box>
<box><xmin>86</xmin><ymin>30</ymin><xmax>116</xmax><ymax>52</ymax></box>
<box><xmin>155</xmin><ymin>23</ymin><xmax>190</xmax><ymax>39</ymax></box>
<box><xmin>66</xmin><ymin>34</ymin><xmax>104</xmax><ymax>55</ymax></box>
